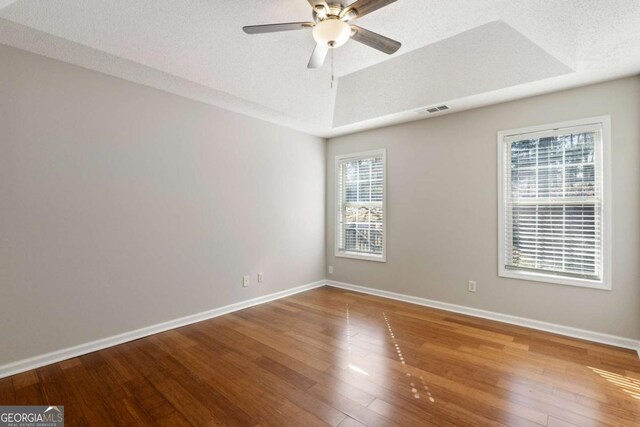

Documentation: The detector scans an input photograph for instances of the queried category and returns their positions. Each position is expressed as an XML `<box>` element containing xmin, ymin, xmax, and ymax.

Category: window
<box><xmin>335</xmin><ymin>150</ymin><xmax>386</xmax><ymax>262</ymax></box>
<box><xmin>498</xmin><ymin>117</ymin><xmax>611</xmax><ymax>289</ymax></box>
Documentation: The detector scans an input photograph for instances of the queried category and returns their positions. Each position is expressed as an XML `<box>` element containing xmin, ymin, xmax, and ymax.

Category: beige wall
<box><xmin>0</xmin><ymin>45</ymin><xmax>326</xmax><ymax>366</ymax></box>
<box><xmin>327</xmin><ymin>76</ymin><xmax>640</xmax><ymax>340</ymax></box>
<box><xmin>2</xmin><ymin>42</ymin><xmax>638</xmax><ymax>370</ymax></box>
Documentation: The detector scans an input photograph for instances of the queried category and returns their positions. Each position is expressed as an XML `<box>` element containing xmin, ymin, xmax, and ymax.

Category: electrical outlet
<box><xmin>258</xmin><ymin>272</ymin><xmax>264</xmax><ymax>283</ymax></box>
<box><xmin>328</xmin><ymin>265</ymin><xmax>334</xmax><ymax>274</ymax></box>
<box><xmin>468</xmin><ymin>280</ymin><xmax>477</xmax><ymax>292</ymax></box>
<box><xmin>243</xmin><ymin>275</ymin><xmax>250</xmax><ymax>287</ymax></box>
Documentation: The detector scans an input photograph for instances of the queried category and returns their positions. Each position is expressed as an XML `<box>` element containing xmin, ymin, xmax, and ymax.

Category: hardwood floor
<box><xmin>1</xmin><ymin>286</ymin><xmax>639</xmax><ymax>426</ymax></box>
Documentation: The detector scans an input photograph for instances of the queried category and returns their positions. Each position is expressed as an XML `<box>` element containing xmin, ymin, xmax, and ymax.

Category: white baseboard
<box><xmin>326</xmin><ymin>280</ymin><xmax>640</xmax><ymax>357</ymax></box>
<box><xmin>3</xmin><ymin>279</ymin><xmax>637</xmax><ymax>379</ymax></box>
<box><xmin>0</xmin><ymin>280</ymin><xmax>325</xmax><ymax>379</ymax></box>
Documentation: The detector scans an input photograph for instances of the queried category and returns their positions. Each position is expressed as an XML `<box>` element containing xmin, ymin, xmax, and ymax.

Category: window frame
<box><xmin>497</xmin><ymin>116</ymin><xmax>612</xmax><ymax>290</ymax></box>
<box><xmin>335</xmin><ymin>149</ymin><xmax>387</xmax><ymax>263</ymax></box>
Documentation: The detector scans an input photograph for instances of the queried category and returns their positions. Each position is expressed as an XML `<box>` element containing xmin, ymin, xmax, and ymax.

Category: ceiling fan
<box><xmin>243</xmin><ymin>0</ymin><xmax>401</xmax><ymax>69</ymax></box>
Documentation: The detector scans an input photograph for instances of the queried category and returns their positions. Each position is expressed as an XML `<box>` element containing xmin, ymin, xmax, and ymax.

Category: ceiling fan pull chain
<box><xmin>331</xmin><ymin>48</ymin><xmax>334</xmax><ymax>89</ymax></box>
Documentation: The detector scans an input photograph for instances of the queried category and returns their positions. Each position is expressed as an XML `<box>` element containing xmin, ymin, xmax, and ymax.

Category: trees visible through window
<box><xmin>498</xmin><ymin>117</ymin><xmax>610</xmax><ymax>289</ymax></box>
<box><xmin>336</xmin><ymin>150</ymin><xmax>385</xmax><ymax>261</ymax></box>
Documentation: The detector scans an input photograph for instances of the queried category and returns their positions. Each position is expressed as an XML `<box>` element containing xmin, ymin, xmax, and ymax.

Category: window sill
<box><xmin>499</xmin><ymin>268</ymin><xmax>610</xmax><ymax>290</ymax></box>
<box><xmin>336</xmin><ymin>252</ymin><xmax>386</xmax><ymax>263</ymax></box>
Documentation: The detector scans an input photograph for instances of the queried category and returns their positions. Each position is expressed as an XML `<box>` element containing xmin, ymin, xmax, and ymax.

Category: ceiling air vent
<box><xmin>417</xmin><ymin>105</ymin><xmax>450</xmax><ymax>115</ymax></box>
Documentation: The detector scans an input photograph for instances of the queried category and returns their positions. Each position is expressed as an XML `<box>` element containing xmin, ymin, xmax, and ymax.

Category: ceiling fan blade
<box><xmin>243</xmin><ymin>22</ymin><xmax>314</xmax><ymax>34</ymax></box>
<box><xmin>340</xmin><ymin>0</ymin><xmax>397</xmax><ymax>20</ymax></box>
<box><xmin>350</xmin><ymin>25</ymin><xmax>401</xmax><ymax>54</ymax></box>
<box><xmin>308</xmin><ymin>44</ymin><xmax>329</xmax><ymax>69</ymax></box>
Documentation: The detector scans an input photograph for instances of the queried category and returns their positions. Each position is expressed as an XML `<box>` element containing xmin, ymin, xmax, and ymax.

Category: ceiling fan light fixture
<box><xmin>312</xmin><ymin>18</ymin><xmax>351</xmax><ymax>48</ymax></box>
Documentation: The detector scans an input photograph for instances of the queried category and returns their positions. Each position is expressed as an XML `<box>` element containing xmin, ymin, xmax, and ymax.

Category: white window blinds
<box><xmin>336</xmin><ymin>150</ymin><xmax>386</xmax><ymax>261</ymax></box>
<box><xmin>500</xmin><ymin>122</ymin><xmax>606</xmax><ymax>284</ymax></box>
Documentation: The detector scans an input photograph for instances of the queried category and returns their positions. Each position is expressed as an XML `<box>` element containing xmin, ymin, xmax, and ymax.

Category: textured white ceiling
<box><xmin>1</xmin><ymin>0</ymin><xmax>639</xmax><ymax>137</ymax></box>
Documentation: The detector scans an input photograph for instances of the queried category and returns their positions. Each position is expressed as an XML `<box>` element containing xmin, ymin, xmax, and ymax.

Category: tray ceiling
<box><xmin>1</xmin><ymin>0</ymin><xmax>639</xmax><ymax>137</ymax></box>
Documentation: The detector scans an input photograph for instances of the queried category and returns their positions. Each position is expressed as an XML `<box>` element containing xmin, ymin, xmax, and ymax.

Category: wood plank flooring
<box><xmin>1</xmin><ymin>286</ymin><xmax>639</xmax><ymax>426</ymax></box>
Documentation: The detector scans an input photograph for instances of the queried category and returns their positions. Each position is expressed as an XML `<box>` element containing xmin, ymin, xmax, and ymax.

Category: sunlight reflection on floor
<box><xmin>383</xmin><ymin>311</ymin><xmax>435</xmax><ymax>403</ymax></box>
<box><xmin>589</xmin><ymin>367</ymin><xmax>640</xmax><ymax>399</ymax></box>
<box><xmin>345</xmin><ymin>304</ymin><xmax>370</xmax><ymax>377</ymax></box>
<box><xmin>341</xmin><ymin>304</ymin><xmax>436</xmax><ymax>403</ymax></box>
